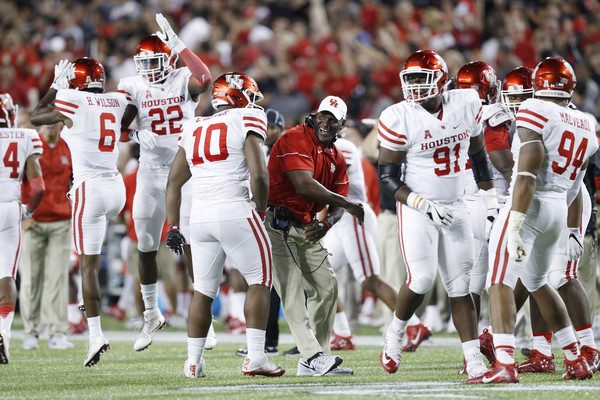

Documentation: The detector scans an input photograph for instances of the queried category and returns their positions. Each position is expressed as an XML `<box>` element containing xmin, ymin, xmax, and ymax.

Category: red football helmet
<box><xmin>399</xmin><ymin>50</ymin><xmax>448</xmax><ymax>102</ymax></box>
<box><xmin>456</xmin><ymin>61</ymin><xmax>500</xmax><ymax>104</ymax></box>
<box><xmin>134</xmin><ymin>35</ymin><xmax>177</xmax><ymax>84</ymax></box>
<box><xmin>501</xmin><ymin>66</ymin><xmax>534</xmax><ymax>114</ymax></box>
<box><xmin>533</xmin><ymin>57</ymin><xmax>576</xmax><ymax>99</ymax></box>
<box><xmin>0</xmin><ymin>93</ymin><xmax>17</xmax><ymax>128</ymax></box>
<box><xmin>211</xmin><ymin>72</ymin><xmax>264</xmax><ymax>110</ymax></box>
<box><xmin>69</xmin><ymin>58</ymin><xmax>105</xmax><ymax>92</ymax></box>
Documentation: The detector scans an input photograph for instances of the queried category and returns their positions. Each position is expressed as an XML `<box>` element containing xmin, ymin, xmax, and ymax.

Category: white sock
<box><xmin>532</xmin><ymin>332</ymin><xmax>553</xmax><ymax>357</ymax></box>
<box><xmin>187</xmin><ymin>337</ymin><xmax>206</xmax><ymax>364</ymax></box>
<box><xmin>462</xmin><ymin>339</ymin><xmax>481</xmax><ymax>359</ymax></box>
<box><xmin>555</xmin><ymin>326</ymin><xmax>579</xmax><ymax>361</ymax></box>
<box><xmin>407</xmin><ymin>314</ymin><xmax>421</xmax><ymax>327</ymax></box>
<box><xmin>0</xmin><ymin>311</ymin><xmax>14</xmax><ymax>332</ymax></box>
<box><xmin>67</xmin><ymin>303</ymin><xmax>81</xmax><ymax>323</ymax></box>
<box><xmin>493</xmin><ymin>333</ymin><xmax>515</xmax><ymax>364</ymax></box>
<box><xmin>141</xmin><ymin>283</ymin><xmax>158</xmax><ymax>311</ymax></box>
<box><xmin>333</xmin><ymin>312</ymin><xmax>352</xmax><ymax>337</ymax></box>
<box><xmin>388</xmin><ymin>314</ymin><xmax>408</xmax><ymax>336</ymax></box>
<box><xmin>87</xmin><ymin>316</ymin><xmax>103</xmax><ymax>338</ymax></box>
<box><xmin>576</xmin><ymin>325</ymin><xmax>597</xmax><ymax>349</ymax></box>
<box><xmin>246</xmin><ymin>328</ymin><xmax>266</xmax><ymax>359</ymax></box>
<box><xmin>231</xmin><ymin>292</ymin><xmax>246</xmax><ymax>322</ymax></box>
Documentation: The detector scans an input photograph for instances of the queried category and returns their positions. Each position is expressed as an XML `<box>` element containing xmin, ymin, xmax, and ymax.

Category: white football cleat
<box><xmin>133</xmin><ymin>310</ymin><xmax>165</xmax><ymax>352</ymax></box>
<box><xmin>0</xmin><ymin>330</ymin><xmax>10</xmax><ymax>364</ymax></box>
<box><xmin>465</xmin><ymin>352</ymin><xmax>488</xmax><ymax>379</ymax></box>
<box><xmin>242</xmin><ymin>355</ymin><xmax>285</xmax><ymax>377</ymax></box>
<box><xmin>380</xmin><ymin>329</ymin><xmax>404</xmax><ymax>374</ymax></box>
<box><xmin>84</xmin><ymin>335</ymin><xmax>110</xmax><ymax>367</ymax></box>
<box><xmin>205</xmin><ymin>323</ymin><xmax>217</xmax><ymax>350</ymax></box>
<box><xmin>184</xmin><ymin>357</ymin><xmax>206</xmax><ymax>378</ymax></box>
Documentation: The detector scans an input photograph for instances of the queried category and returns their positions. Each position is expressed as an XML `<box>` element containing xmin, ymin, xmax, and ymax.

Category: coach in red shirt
<box><xmin>20</xmin><ymin>122</ymin><xmax>74</xmax><ymax>350</ymax></box>
<box><xmin>266</xmin><ymin>96</ymin><xmax>364</xmax><ymax>375</ymax></box>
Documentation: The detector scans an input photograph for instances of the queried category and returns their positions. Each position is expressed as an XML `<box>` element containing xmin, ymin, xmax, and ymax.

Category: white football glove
<box><xmin>566</xmin><ymin>227</ymin><xmax>584</xmax><ymax>261</ymax></box>
<box><xmin>507</xmin><ymin>210</ymin><xmax>526</xmax><ymax>262</ymax></box>
<box><xmin>155</xmin><ymin>13</ymin><xmax>185</xmax><ymax>53</ymax></box>
<box><xmin>51</xmin><ymin>59</ymin><xmax>74</xmax><ymax>90</ymax></box>
<box><xmin>130</xmin><ymin>129</ymin><xmax>157</xmax><ymax>151</ymax></box>
<box><xmin>480</xmin><ymin>188</ymin><xmax>499</xmax><ymax>241</ymax></box>
<box><xmin>21</xmin><ymin>204</ymin><xmax>33</xmax><ymax>220</ymax></box>
<box><xmin>407</xmin><ymin>192</ymin><xmax>454</xmax><ymax>228</ymax></box>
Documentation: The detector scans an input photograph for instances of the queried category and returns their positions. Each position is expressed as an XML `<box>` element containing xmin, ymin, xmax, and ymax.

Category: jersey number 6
<box><xmin>191</xmin><ymin>122</ymin><xmax>229</xmax><ymax>165</ymax></box>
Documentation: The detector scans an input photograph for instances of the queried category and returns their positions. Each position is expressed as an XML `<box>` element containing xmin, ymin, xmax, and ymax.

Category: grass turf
<box><xmin>2</xmin><ymin>339</ymin><xmax>600</xmax><ymax>400</ymax></box>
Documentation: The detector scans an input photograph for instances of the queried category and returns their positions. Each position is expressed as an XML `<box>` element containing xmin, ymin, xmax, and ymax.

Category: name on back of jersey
<box><xmin>83</xmin><ymin>96</ymin><xmax>123</xmax><ymax>108</ymax></box>
<box><xmin>0</xmin><ymin>130</ymin><xmax>26</xmax><ymax>140</ymax></box>
<box><xmin>559</xmin><ymin>111</ymin><xmax>593</xmax><ymax>132</ymax></box>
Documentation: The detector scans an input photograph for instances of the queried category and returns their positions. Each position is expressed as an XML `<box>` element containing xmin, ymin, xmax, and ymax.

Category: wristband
<box><xmin>406</xmin><ymin>192</ymin><xmax>425</xmax><ymax>212</ymax></box>
<box><xmin>508</xmin><ymin>210</ymin><xmax>525</xmax><ymax>233</ymax></box>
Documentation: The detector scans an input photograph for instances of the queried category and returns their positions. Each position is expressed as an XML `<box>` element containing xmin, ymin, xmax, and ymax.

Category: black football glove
<box><xmin>166</xmin><ymin>226</ymin><xmax>186</xmax><ymax>255</ymax></box>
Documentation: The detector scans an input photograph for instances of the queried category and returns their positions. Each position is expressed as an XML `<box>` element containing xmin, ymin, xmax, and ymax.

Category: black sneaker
<box><xmin>283</xmin><ymin>346</ymin><xmax>300</xmax><ymax>356</ymax></box>
<box><xmin>236</xmin><ymin>346</ymin><xmax>280</xmax><ymax>357</ymax></box>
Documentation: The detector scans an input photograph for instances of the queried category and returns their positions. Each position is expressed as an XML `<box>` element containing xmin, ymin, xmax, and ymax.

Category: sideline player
<box><xmin>323</xmin><ymin>134</ymin><xmax>398</xmax><ymax>350</ymax></box>
<box><xmin>0</xmin><ymin>93</ymin><xmax>45</xmax><ymax>363</ymax></box>
<box><xmin>31</xmin><ymin>58</ymin><xmax>129</xmax><ymax>367</ymax></box>
<box><xmin>118</xmin><ymin>14</ymin><xmax>212</xmax><ymax>351</ymax></box>
<box><xmin>377</xmin><ymin>50</ymin><xmax>496</xmax><ymax>380</ymax></box>
<box><xmin>165</xmin><ymin>72</ymin><xmax>284</xmax><ymax>378</ymax></box>
<box><xmin>473</xmin><ymin>57</ymin><xmax>598</xmax><ymax>383</ymax></box>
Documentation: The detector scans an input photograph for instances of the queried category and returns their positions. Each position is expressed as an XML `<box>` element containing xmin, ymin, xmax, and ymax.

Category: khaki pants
<box><xmin>377</xmin><ymin>211</ymin><xmax>404</xmax><ymax>325</ymax></box>
<box><xmin>19</xmin><ymin>220</ymin><xmax>71</xmax><ymax>336</ymax></box>
<box><xmin>267</xmin><ymin>219</ymin><xmax>338</xmax><ymax>360</ymax></box>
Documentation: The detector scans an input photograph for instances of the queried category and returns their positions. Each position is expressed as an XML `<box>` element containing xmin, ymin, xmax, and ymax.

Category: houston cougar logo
<box><xmin>226</xmin><ymin>74</ymin><xmax>244</xmax><ymax>89</ymax></box>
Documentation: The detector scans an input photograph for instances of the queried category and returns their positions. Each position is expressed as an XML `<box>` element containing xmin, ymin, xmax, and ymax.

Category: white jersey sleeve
<box><xmin>462</xmin><ymin>88</ymin><xmax>483</xmax><ymax>137</ymax></box>
<box><xmin>482</xmin><ymin>103</ymin><xmax>512</xmax><ymax>128</ymax></box>
<box><xmin>335</xmin><ymin>138</ymin><xmax>367</xmax><ymax>203</ymax></box>
<box><xmin>240</xmin><ymin>108</ymin><xmax>267</xmax><ymax>141</ymax></box>
<box><xmin>515</xmin><ymin>98</ymin><xmax>548</xmax><ymax>135</ymax></box>
<box><xmin>0</xmin><ymin>128</ymin><xmax>43</xmax><ymax>202</ymax></box>
<box><xmin>377</xmin><ymin>105</ymin><xmax>409</xmax><ymax>151</ymax></box>
<box><xmin>55</xmin><ymin>89</ymin><xmax>83</xmax><ymax>121</ymax></box>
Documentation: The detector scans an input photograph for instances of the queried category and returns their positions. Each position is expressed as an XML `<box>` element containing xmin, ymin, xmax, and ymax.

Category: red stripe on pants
<box><xmin>252</xmin><ymin>211</ymin><xmax>272</xmax><ymax>287</ymax></box>
<box><xmin>353</xmin><ymin>218</ymin><xmax>367</xmax><ymax>277</ymax></box>
<box><xmin>491</xmin><ymin>214</ymin><xmax>510</xmax><ymax>285</ymax></box>
<box><xmin>77</xmin><ymin>183</ymin><xmax>86</xmax><ymax>254</ymax></box>
<box><xmin>247</xmin><ymin>217</ymin><xmax>267</xmax><ymax>285</ymax></box>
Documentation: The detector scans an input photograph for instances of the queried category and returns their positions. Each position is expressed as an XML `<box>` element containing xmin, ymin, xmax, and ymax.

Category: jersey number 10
<box><xmin>191</xmin><ymin>123</ymin><xmax>229</xmax><ymax>165</ymax></box>
<box><xmin>551</xmin><ymin>130</ymin><xmax>588</xmax><ymax>181</ymax></box>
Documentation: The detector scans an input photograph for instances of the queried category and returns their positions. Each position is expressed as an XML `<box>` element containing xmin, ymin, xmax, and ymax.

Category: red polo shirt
<box><xmin>22</xmin><ymin>135</ymin><xmax>72</xmax><ymax>222</ymax></box>
<box><xmin>268</xmin><ymin>124</ymin><xmax>349</xmax><ymax>224</ymax></box>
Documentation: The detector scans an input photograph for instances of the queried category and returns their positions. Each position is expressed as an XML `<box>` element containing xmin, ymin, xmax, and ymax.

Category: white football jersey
<box><xmin>0</xmin><ymin>128</ymin><xmax>42</xmax><ymax>202</ymax></box>
<box><xmin>179</xmin><ymin>107</ymin><xmax>267</xmax><ymax>221</ymax></box>
<box><xmin>55</xmin><ymin>89</ymin><xmax>128</xmax><ymax>189</ymax></box>
<box><xmin>335</xmin><ymin>137</ymin><xmax>367</xmax><ymax>203</ymax></box>
<box><xmin>464</xmin><ymin>102</ymin><xmax>514</xmax><ymax>199</ymax></box>
<box><xmin>378</xmin><ymin>89</ymin><xmax>483</xmax><ymax>203</ymax></box>
<box><xmin>118</xmin><ymin>67</ymin><xmax>198</xmax><ymax>166</ymax></box>
<box><xmin>512</xmin><ymin>98</ymin><xmax>598</xmax><ymax>198</ymax></box>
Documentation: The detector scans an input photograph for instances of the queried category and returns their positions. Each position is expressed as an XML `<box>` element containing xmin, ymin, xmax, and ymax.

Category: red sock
<box><xmin>0</xmin><ymin>303</ymin><xmax>14</xmax><ymax>318</ymax></box>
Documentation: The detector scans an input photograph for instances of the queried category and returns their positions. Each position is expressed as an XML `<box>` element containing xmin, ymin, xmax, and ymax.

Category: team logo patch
<box><xmin>330</xmin><ymin>163</ymin><xmax>336</xmax><ymax>173</ymax></box>
<box><xmin>424</xmin><ymin>130</ymin><xmax>432</xmax><ymax>139</ymax></box>
<box><xmin>226</xmin><ymin>74</ymin><xmax>244</xmax><ymax>89</ymax></box>
<box><xmin>330</xmin><ymin>98</ymin><xmax>338</xmax><ymax>108</ymax></box>
<box><xmin>145</xmin><ymin>90</ymin><xmax>152</xmax><ymax>99</ymax></box>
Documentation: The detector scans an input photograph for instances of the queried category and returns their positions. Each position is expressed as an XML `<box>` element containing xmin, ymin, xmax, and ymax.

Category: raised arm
<box><xmin>31</xmin><ymin>60</ymin><xmax>73</xmax><ymax>127</ymax></box>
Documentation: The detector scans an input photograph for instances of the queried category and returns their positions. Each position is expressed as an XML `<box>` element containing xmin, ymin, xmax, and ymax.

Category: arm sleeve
<box><xmin>54</xmin><ymin>89</ymin><xmax>80</xmax><ymax>118</ymax></box>
<box><xmin>516</xmin><ymin>99</ymin><xmax>548</xmax><ymax>135</ymax></box>
<box><xmin>117</xmin><ymin>79</ymin><xmax>135</xmax><ymax>106</ymax></box>
<box><xmin>28</xmin><ymin>130</ymin><xmax>43</xmax><ymax>157</ymax></box>
<box><xmin>241</xmin><ymin>109</ymin><xmax>267</xmax><ymax>141</ymax></box>
<box><xmin>377</xmin><ymin>107</ymin><xmax>408</xmax><ymax>151</ymax></box>
<box><xmin>333</xmin><ymin>156</ymin><xmax>349</xmax><ymax>197</ymax></box>
<box><xmin>484</xmin><ymin>123</ymin><xmax>511</xmax><ymax>153</ymax></box>
<box><xmin>275</xmin><ymin>130</ymin><xmax>314</xmax><ymax>172</ymax></box>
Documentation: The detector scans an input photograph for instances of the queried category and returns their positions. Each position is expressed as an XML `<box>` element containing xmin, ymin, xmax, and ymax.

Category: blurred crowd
<box><xmin>1</xmin><ymin>0</ymin><xmax>600</xmax><ymax>127</ymax></box>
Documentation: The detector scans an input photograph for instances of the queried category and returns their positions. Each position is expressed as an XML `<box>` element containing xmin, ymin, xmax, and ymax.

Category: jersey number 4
<box><xmin>551</xmin><ymin>130</ymin><xmax>588</xmax><ymax>180</ymax></box>
<box><xmin>2</xmin><ymin>142</ymin><xmax>19</xmax><ymax>178</ymax></box>
<box><xmin>191</xmin><ymin>123</ymin><xmax>229</xmax><ymax>165</ymax></box>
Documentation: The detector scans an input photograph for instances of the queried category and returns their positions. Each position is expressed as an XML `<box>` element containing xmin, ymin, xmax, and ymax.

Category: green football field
<box><xmin>2</xmin><ymin>333</ymin><xmax>600</xmax><ymax>400</ymax></box>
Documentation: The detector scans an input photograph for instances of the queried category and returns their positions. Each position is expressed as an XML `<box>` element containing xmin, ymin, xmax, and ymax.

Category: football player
<box><xmin>0</xmin><ymin>93</ymin><xmax>45</xmax><ymax>364</ymax></box>
<box><xmin>165</xmin><ymin>72</ymin><xmax>284</xmax><ymax>378</ymax></box>
<box><xmin>377</xmin><ymin>50</ymin><xmax>496</xmax><ymax>380</ymax></box>
<box><xmin>118</xmin><ymin>14</ymin><xmax>212</xmax><ymax>352</ymax></box>
<box><xmin>31</xmin><ymin>57</ymin><xmax>129</xmax><ymax>367</ymax></box>
<box><xmin>473</xmin><ymin>57</ymin><xmax>598</xmax><ymax>383</ymax></box>
<box><xmin>455</xmin><ymin>61</ymin><xmax>515</xmax><ymax>364</ymax></box>
<box><xmin>323</xmin><ymin>134</ymin><xmax>399</xmax><ymax>351</ymax></box>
